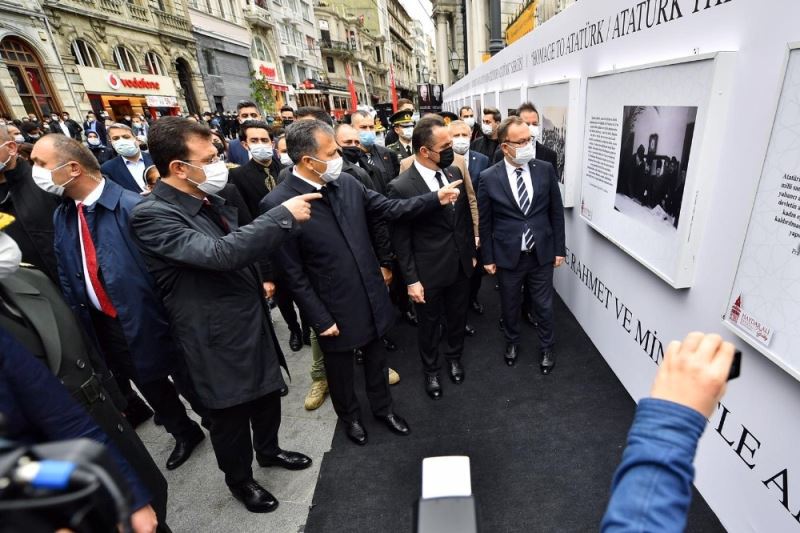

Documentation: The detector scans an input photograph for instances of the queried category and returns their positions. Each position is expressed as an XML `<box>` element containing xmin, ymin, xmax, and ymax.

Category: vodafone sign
<box><xmin>79</xmin><ymin>66</ymin><xmax>177</xmax><ymax>96</ymax></box>
<box><xmin>106</xmin><ymin>72</ymin><xmax>160</xmax><ymax>91</ymax></box>
<box><xmin>106</xmin><ymin>72</ymin><xmax>122</xmax><ymax>90</ymax></box>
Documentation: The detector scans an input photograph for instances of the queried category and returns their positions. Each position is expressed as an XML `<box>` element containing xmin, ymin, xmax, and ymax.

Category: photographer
<box><xmin>601</xmin><ymin>333</ymin><xmax>736</xmax><ymax>532</ymax></box>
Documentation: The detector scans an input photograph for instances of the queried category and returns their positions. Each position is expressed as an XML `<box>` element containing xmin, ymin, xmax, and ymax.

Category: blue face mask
<box><xmin>359</xmin><ymin>130</ymin><xmax>376</xmax><ymax>148</ymax></box>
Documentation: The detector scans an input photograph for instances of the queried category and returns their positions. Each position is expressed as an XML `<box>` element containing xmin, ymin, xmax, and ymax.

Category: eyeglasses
<box><xmin>181</xmin><ymin>156</ymin><xmax>221</xmax><ymax>165</ymax></box>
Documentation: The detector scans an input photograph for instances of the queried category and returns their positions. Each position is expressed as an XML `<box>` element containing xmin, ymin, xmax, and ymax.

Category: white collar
<box><xmin>504</xmin><ymin>158</ymin><xmax>528</xmax><ymax>176</ymax></box>
<box><xmin>75</xmin><ymin>178</ymin><xmax>106</xmax><ymax>207</ymax></box>
<box><xmin>292</xmin><ymin>167</ymin><xmax>323</xmax><ymax>190</ymax></box>
<box><xmin>123</xmin><ymin>154</ymin><xmax>143</xmax><ymax>165</ymax></box>
<box><xmin>413</xmin><ymin>159</ymin><xmax>440</xmax><ymax>181</ymax></box>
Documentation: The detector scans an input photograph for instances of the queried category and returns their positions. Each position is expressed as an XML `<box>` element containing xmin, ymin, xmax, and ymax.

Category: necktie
<box><xmin>77</xmin><ymin>203</ymin><xmax>117</xmax><ymax>317</ymax></box>
<box><xmin>434</xmin><ymin>171</ymin><xmax>448</xmax><ymax>190</ymax></box>
<box><xmin>202</xmin><ymin>199</ymin><xmax>230</xmax><ymax>234</ymax></box>
<box><xmin>405</xmin><ymin>145</ymin><xmax>412</xmax><ymax>157</ymax></box>
<box><xmin>515</xmin><ymin>168</ymin><xmax>535</xmax><ymax>250</ymax></box>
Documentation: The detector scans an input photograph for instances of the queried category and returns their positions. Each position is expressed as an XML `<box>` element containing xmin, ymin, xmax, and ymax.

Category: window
<box><xmin>326</xmin><ymin>56</ymin><xmax>335</xmax><ymax>73</ymax></box>
<box><xmin>0</xmin><ymin>37</ymin><xmax>59</xmax><ymax>118</ymax></box>
<box><xmin>301</xmin><ymin>1</ymin><xmax>311</xmax><ymax>21</ymax></box>
<box><xmin>71</xmin><ymin>39</ymin><xmax>102</xmax><ymax>68</ymax></box>
<box><xmin>144</xmin><ymin>51</ymin><xmax>166</xmax><ymax>75</ymax></box>
<box><xmin>278</xmin><ymin>25</ymin><xmax>288</xmax><ymax>44</ymax></box>
<box><xmin>252</xmin><ymin>36</ymin><xmax>271</xmax><ymax>62</ymax></box>
<box><xmin>375</xmin><ymin>46</ymin><xmax>381</xmax><ymax>62</ymax></box>
<box><xmin>203</xmin><ymin>49</ymin><xmax>217</xmax><ymax>75</ymax></box>
<box><xmin>283</xmin><ymin>62</ymin><xmax>295</xmax><ymax>84</ymax></box>
<box><xmin>113</xmin><ymin>45</ymin><xmax>140</xmax><ymax>72</ymax></box>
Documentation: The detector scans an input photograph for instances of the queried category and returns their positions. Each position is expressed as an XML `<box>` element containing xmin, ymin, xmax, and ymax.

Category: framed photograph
<box><xmin>578</xmin><ymin>53</ymin><xmax>735</xmax><ymax>288</ymax></box>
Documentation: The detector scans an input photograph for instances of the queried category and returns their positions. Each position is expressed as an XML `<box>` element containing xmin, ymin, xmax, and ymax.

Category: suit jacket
<box><xmin>466</xmin><ymin>150</ymin><xmax>490</xmax><ymax>195</ymax></box>
<box><xmin>228</xmin><ymin>158</ymin><xmax>283</xmax><ymax>218</ymax></box>
<box><xmin>227</xmin><ymin>138</ymin><xmax>250</xmax><ymax>166</ymax></box>
<box><xmin>53</xmin><ymin>179</ymin><xmax>182</xmax><ymax>383</ymax></box>
<box><xmin>477</xmin><ymin>159</ymin><xmax>565</xmax><ymax>270</ymax></box>
<box><xmin>89</xmin><ymin>145</ymin><xmax>114</xmax><ymax>165</ymax></box>
<box><xmin>130</xmin><ymin>180</ymin><xmax>294</xmax><ymax>409</ymax></box>
<box><xmin>260</xmin><ymin>173</ymin><xmax>441</xmax><ymax>353</ymax></box>
<box><xmin>491</xmin><ymin>141</ymin><xmax>558</xmax><ymax>168</ymax></box>
<box><xmin>83</xmin><ymin>119</ymin><xmax>107</xmax><ymax>146</ymax></box>
<box><xmin>100</xmin><ymin>153</ymin><xmax>153</xmax><ymax>193</ymax></box>
<box><xmin>471</xmin><ymin>135</ymin><xmax>498</xmax><ymax>160</ymax></box>
<box><xmin>388</xmin><ymin>164</ymin><xmax>475</xmax><ymax>289</ymax></box>
<box><xmin>0</xmin><ymin>268</ymin><xmax>167</xmax><ymax>519</ymax></box>
<box><xmin>366</xmin><ymin>144</ymin><xmax>400</xmax><ymax>192</ymax></box>
<box><xmin>400</xmin><ymin>153</ymin><xmax>479</xmax><ymax>236</ymax></box>
<box><xmin>0</xmin><ymin>157</ymin><xmax>60</xmax><ymax>281</ymax></box>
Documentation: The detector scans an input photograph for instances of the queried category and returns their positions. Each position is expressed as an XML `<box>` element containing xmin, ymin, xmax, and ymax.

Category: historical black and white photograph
<box><xmin>541</xmin><ymin>105</ymin><xmax>568</xmax><ymax>183</ymax></box>
<box><xmin>615</xmin><ymin>105</ymin><xmax>697</xmax><ymax>235</ymax></box>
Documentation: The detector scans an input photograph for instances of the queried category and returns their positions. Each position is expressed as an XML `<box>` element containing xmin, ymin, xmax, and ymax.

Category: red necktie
<box><xmin>77</xmin><ymin>203</ymin><xmax>117</xmax><ymax>318</ymax></box>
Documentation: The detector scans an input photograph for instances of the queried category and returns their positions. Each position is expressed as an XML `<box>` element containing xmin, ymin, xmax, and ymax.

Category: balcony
<box><xmin>153</xmin><ymin>9</ymin><xmax>191</xmax><ymax>35</ymax></box>
<box><xmin>320</xmin><ymin>39</ymin><xmax>355</xmax><ymax>58</ymax></box>
<box><xmin>280</xmin><ymin>42</ymin><xmax>301</xmax><ymax>59</ymax></box>
<box><xmin>242</xmin><ymin>5</ymin><xmax>273</xmax><ymax>28</ymax></box>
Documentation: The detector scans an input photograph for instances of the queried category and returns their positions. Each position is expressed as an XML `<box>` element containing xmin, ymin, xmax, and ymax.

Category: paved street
<box><xmin>137</xmin><ymin>316</ymin><xmax>335</xmax><ymax>533</ymax></box>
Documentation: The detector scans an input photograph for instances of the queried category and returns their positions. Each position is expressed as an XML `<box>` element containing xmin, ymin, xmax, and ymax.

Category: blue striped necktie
<box><xmin>515</xmin><ymin>168</ymin><xmax>534</xmax><ymax>250</ymax></box>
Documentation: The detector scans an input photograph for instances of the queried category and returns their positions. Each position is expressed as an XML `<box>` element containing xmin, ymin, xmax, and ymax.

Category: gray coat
<box><xmin>130</xmin><ymin>180</ymin><xmax>296</xmax><ymax>409</ymax></box>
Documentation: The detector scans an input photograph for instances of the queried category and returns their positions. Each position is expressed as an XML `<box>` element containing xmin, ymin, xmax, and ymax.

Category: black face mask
<box><xmin>433</xmin><ymin>147</ymin><xmax>455</xmax><ymax>169</ymax></box>
<box><xmin>283</xmin><ymin>119</ymin><xmax>294</xmax><ymax>126</ymax></box>
<box><xmin>342</xmin><ymin>146</ymin><xmax>362</xmax><ymax>164</ymax></box>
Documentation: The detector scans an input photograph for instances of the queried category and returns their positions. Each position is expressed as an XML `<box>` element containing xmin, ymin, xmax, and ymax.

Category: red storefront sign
<box><xmin>259</xmin><ymin>65</ymin><xmax>277</xmax><ymax>81</ymax></box>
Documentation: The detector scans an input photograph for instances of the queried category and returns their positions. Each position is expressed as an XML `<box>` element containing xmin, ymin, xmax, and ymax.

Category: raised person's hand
<box><xmin>437</xmin><ymin>180</ymin><xmax>463</xmax><ymax>205</ymax></box>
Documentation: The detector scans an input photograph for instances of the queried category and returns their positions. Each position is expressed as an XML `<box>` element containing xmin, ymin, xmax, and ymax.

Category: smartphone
<box><xmin>728</xmin><ymin>349</ymin><xmax>742</xmax><ymax>381</ymax></box>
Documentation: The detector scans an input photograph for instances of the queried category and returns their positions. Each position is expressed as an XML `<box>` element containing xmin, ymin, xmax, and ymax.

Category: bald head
<box><xmin>31</xmin><ymin>134</ymin><xmax>100</xmax><ymax>175</ymax></box>
<box><xmin>334</xmin><ymin>123</ymin><xmax>359</xmax><ymax>148</ymax></box>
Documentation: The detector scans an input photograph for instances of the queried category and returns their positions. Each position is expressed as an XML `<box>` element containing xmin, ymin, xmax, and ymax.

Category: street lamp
<box><xmin>448</xmin><ymin>50</ymin><xmax>462</xmax><ymax>79</ymax></box>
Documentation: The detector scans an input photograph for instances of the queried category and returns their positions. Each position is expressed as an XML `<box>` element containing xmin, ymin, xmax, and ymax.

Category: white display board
<box><xmin>483</xmin><ymin>91</ymin><xmax>496</xmax><ymax>109</ymax></box>
<box><xmin>498</xmin><ymin>88</ymin><xmax>521</xmax><ymax>118</ymax></box>
<box><xmin>527</xmin><ymin>79</ymin><xmax>581</xmax><ymax>207</ymax></box>
<box><xmin>724</xmin><ymin>46</ymin><xmax>800</xmax><ymax>381</ymax></box>
<box><xmin>579</xmin><ymin>54</ymin><xmax>733</xmax><ymax>288</ymax></box>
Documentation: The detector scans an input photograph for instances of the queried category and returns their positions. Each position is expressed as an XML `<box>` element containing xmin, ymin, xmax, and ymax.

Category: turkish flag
<box><xmin>345</xmin><ymin>62</ymin><xmax>358</xmax><ymax>112</ymax></box>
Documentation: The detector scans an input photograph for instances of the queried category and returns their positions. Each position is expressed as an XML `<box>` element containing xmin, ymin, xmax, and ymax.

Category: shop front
<box><xmin>77</xmin><ymin>66</ymin><xmax>180</xmax><ymax>120</ymax></box>
<box><xmin>251</xmin><ymin>60</ymin><xmax>289</xmax><ymax>112</ymax></box>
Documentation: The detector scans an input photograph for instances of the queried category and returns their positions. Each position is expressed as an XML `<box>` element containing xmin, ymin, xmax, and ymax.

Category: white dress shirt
<box><xmin>504</xmin><ymin>159</ymin><xmax>534</xmax><ymax>251</ymax></box>
<box><xmin>414</xmin><ymin>160</ymin><xmax>447</xmax><ymax>192</ymax></box>
<box><xmin>124</xmin><ymin>155</ymin><xmax>146</xmax><ymax>191</ymax></box>
<box><xmin>59</xmin><ymin>120</ymin><xmax>71</xmax><ymax>137</ymax></box>
<box><xmin>75</xmin><ymin>179</ymin><xmax>106</xmax><ymax>311</ymax></box>
<box><xmin>292</xmin><ymin>168</ymin><xmax>322</xmax><ymax>190</ymax></box>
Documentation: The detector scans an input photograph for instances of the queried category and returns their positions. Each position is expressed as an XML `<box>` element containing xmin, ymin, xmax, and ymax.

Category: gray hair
<box><xmin>351</xmin><ymin>110</ymin><xmax>372</xmax><ymax>120</ymax></box>
<box><xmin>107</xmin><ymin>122</ymin><xmax>133</xmax><ymax>133</ymax></box>
<box><xmin>286</xmin><ymin>119</ymin><xmax>335</xmax><ymax>164</ymax></box>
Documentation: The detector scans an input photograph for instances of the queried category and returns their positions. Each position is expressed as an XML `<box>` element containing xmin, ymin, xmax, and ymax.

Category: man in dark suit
<box><xmin>227</xmin><ymin>100</ymin><xmax>262</xmax><ymax>165</ymax></box>
<box><xmin>83</xmin><ymin>111</ymin><xmax>108</xmax><ymax>145</ymax></box>
<box><xmin>228</xmin><ymin>120</ymin><xmax>283</xmax><ymax>218</ymax></box>
<box><xmin>383</xmin><ymin>98</ymin><xmax>415</xmax><ymax>147</ymax></box>
<box><xmin>471</xmin><ymin>106</ymin><xmax>501</xmax><ymax>160</ymax></box>
<box><xmin>261</xmin><ymin>119</ymin><xmax>461</xmax><ymax>445</ymax></box>
<box><xmin>31</xmin><ymin>134</ymin><xmax>205</xmax><ymax>471</ymax></box>
<box><xmin>478</xmin><ymin>116</ymin><xmax>565</xmax><ymax>373</ymax></box>
<box><xmin>491</xmin><ymin>102</ymin><xmax>558</xmax><ymax>170</ymax></box>
<box><xmin>130</xmin><ymin>117</ymin><xmax>316</xmax><ymax>513</ymax></box>
<box><xmin>100</xmin><ymin>123</ymin><xmax>153</xmax><ymax>193</ymax></box>
<box><xmin>388</xmin><ymin>115</ymin><xmax>476</xmax><ymax>399</ymax></box>
<box><xmin>350</xmin><ymin>110</ymin><xmax>400</xmax><ymax>192</ymax></box>
<box><xmin>0</xmin><ymin>127</ymin><xmax>60</xmax><ymax>281</ymax></box>
<box><xmin>450</xmin><ymin>119</ymin><xmax>489</xmax><ymax>315</ymax></box>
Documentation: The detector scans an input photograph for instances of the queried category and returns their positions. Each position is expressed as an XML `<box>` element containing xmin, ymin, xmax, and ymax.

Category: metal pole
<box><xmin>488</xmin><ymin>0</ymin><xmax>504</xmax><ymax>56</ymax></box>
<box><xmin>461</xmin><ymin>0</ymin><xmax>469</xmax><ymax>74</ymax></box>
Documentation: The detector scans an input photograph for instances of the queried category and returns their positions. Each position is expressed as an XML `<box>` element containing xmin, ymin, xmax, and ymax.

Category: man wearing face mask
<box><xmin>0</xmin><ymin>127</ymin><xmax>60</xmax><ymax>281</ymax></box>
<box><xmin>227</xmin><ymin>100</ymin><xmax>263</xmax><ymax>165</ymax></box>
<box><xmin>101</xmin><ymin>123</ymin><xmax>153</xmax><ymax>193</ymax></box>
<box><xmin>388</xmin><ymin>115</ymin><xmax>476</xmax><ymax>400</ymax></box>
<box><xmin>261</xmin><ymin>119</ymin><xmax>462</xmax><ymax>445</ymax></box>
<box><xmin>491</xmin><ymin>102</ymin><xmax>558</xmax><ymax>170</ymax></box>
<box><xmin>130</xmin><ymin>117</ymin><xmax>319</xmax><ymax>513</ymax></box>
<box><xmin>351</xmin><ymin>110</ymin><xmax>400</xmax><ymax>192</ymax></box>
<box><xmin>83</xmin><ymin>111</ymin><xmax>108</xmax><ymax>145</ymax></box>
<box><xmin>383</xmin><ymin>99</ymin><xmax>415</xmax><ymax>147</ymax></box>
<box><xmin>459</xmin><ymin>105</ymin><xmax>481</xmax><ymax>142</ymax></box>
<box><xmin>228</xmin><ymin>121</ymin><xmax>283</xmax><ymax>218</ymax></box>
<box><xmin>30</xmin><ymin>133</ymin><xmax>208</xmax><ymax>473</ymax></box>
<box><xmin>478</xmin><ymin>116</ymin><xmax>565</xmax><ymax>373</ymax></box>
<box><xmin>471</xmin><ymin>107</ymin><xmax>501</xmax><ymax>160</ymax></box>
<box><xmin>386</xmin><ymin>110</ymin><xmax>416</xmax><ymax>159</ymax></box>
<box><xmin>280</xmin><ymin>105</ymin><xmax>295</xmax><ymax>127</ymax></box>
<box><xmin>20</xmin><ymin>121</ymin><xmax>42</xmax><ymax>144</ymax></box>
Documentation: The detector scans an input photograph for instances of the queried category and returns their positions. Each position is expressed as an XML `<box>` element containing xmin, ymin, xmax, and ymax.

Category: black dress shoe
<box><xmin>354</xmin><ymin>348</ymin><xmax>365</xmax><ymax>365</ymax></box>
<box><xmin>256</xmin><ymin>449</ymin><xmax>312</xmax><ymax>470</ymax></box>
<box><xmin>448</xmin><ymin>360</ymin><xmax>465</xmax><ymax>384</ymax></box>
<box><xmin>524</xmin><ymin>312</ymin><xmax>539</xmax><ymax>328</ymax></box>
<box><xmin>123</xmin><ymin>393</ymin><xmax>153</xmax><ymax>429</ymax></box>
<box><xmin>288</xmin><ymin>329</ymin><xmax>303</xmax><ymax>352</ymax></box>
<box><xmin>229</xmin><ymin>479</ymin><xmax>278</xmax><ymax>513</ymax></box>
<box><xmin>540</xmin><ymin>350</ymin><xmax>556</xmax><ymax>375</ymax></box>
<box><xmin>470</xmin><ymin>300</ymin><xmax>484</xmax><ymax>315</ymax></box>
<box><xmin>403</xmin><ymin>310</ymin><xmax>418</xmax><ymax>326</ymax></box>
<box><xmin>382</xmin><ymin>335</ymin><xmax>397</xmax><ymax>351</ymax></box>
<box><xmin>166</xmin><ymin>425</ymin><xmax>205</xmax><ymax>470</ymax></box>
<box><xmin>464</xmin><ymin>323</ymin><xmax>476</xmax><ymax>336</ymax></box>
<box><xmin>504</xmin><ymin>344</ymin><xmax>519</xmax><ymax>367</ymax></box>
<box><xmin>345</xmin><ymin>420</ymin><xmax>368</xmax><ymax>445</ymax></box>
<box><xmin>377</xmin><ymin>412</ymin><xmax>410</xmax><ymax>436</ymax></box>
<box><xmin>279</xmin><ymin>386</ymin><xmax>289</xmax><ymax>397</ymax></box>
<box><xmin>425</xmin><ymin>373</ymin><xmax>442</xmax><ymax>400</ymax></box>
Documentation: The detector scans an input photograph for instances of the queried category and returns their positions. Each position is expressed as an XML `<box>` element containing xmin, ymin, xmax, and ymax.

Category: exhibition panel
<box><xmin>445</xmin><ymin>0</ymin><xmax>800</xmax><ymax>531</ymax></box>
<box><xmin>499</xmin><ymin>87</ymin><xmax>523</xmax><ymax>118</ymax></box>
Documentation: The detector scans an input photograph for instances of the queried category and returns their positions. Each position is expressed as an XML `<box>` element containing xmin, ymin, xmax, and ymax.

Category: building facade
<box><xmin>386</xmin><ymin>0</ymin><xmax>414</xmax><ymax>99</ymax></box>
<box><xmin>42</xmin><ymin>0</ymin><xmax>209</xmax><ymax>120</ymax></box>
<box><xmin>269</xmin><ymin>0</ymin><xmax>323</xmax><ymax>109</ymax></box>
<box><xmin>240</xmin><ymin>0</ymin><xmax>291</xmax><ymax>113</ymax></box>
<box><xmin>188</xmin><ymin>0</ymin><xmax>253</xmax><ymax>113</ymax></box>
<box><xmin>0</xmin><ymin>0</ymin><xmax>81</xmax><ymax>119</ymax></box>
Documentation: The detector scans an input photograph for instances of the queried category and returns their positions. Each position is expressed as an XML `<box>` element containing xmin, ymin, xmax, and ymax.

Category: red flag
<box><xmin>389</xmin><ymin>64</ymin><xmax>398</xmax><ymax>112</ymax></box>
<box><xmin>345</xmin><ymin>62</ymin><xmax>358</xmax><ymax>112</ymax></box>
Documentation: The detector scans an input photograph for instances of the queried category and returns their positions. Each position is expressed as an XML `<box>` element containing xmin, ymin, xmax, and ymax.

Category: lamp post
<box><xmin>448</xmin><ymin>50</ymin><xmax>462</xmax><ymax>81</ymax></box>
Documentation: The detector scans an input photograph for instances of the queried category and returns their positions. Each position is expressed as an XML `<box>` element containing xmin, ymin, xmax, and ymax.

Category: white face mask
<box><xmin>310</xmin><ymin>156</ymin><xmax>343</xmax><ymax>183</ymax></box>
<box><xmin>88</xmin><ymin>137</ymin><xmax>101</xmax><ymax>146</ymax></box>
<box><xmin>528</xmin><ymin>124</ymin><xmax>540</xmax><ymax>141</ymax></box>
<box><xmin>249</xmin><ymin>143</ymin><xmax>273</xmax><ymax>162</ymax></box>
<box><xmin>14</xmin><ymin>134</ymin><xmax>25</xmax><ymax>144</ymax></box>
<box><xmin>0</xmin><ymin>232</ymin><xmax>22</xmax><ymax>279</ymax></box>
<box><xmin>510</xmin><ymin>142</ymin><xmax>535</xmax><ymax>166</ymax></box>
<box><xmin>400</xmin><ymin>126</ymin><xmax>414</xmax><ymax>140</ymax></box>
<box><xmin>0</xmin><ymin>142</ymin><xmax>12</xmax><ymax>172</ymax></box>
<box><xmin>185</xmin><ymin>160</ymin><xmax>229</xmax><ymax>195</ymax></box>
<box><xmin>280</xmin><ymin>153</ymin><xmax>293</xmax><ymax>167</ymax></box>
<box><xmin>113</xmin><ymin>138</ymin><xmax>139</xmax><ymax>158</ymax></box>
<box><xmin>481</xmin><ymin>123</ymin><xmax>494</xmax><ymax>136</ymax></box>
<box><xmin>32</xmin><ymin>162</ymin><xmax>73</xmax><ymax>196</ymax></box>
<box><xmin>452</xmin><ymin>137</ymin><xmax>470</xmax><ymax>155</ymax></box>
<box><xmin>463</xmin><ymin>117</ymin><xmax>475</xmax><ymax>128</ymax></box>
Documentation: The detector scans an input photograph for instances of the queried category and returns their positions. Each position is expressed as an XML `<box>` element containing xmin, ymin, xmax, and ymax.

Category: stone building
<box><xmin>386</xmin><ymin>0</ymin><xmax>414</xmax><ymax>99</ymax></box>
<box><xmin>41</xmin><ymin>0</ymin><xmax>208</xmax><ymax>120</ymax></box>
<box><xmin>0</xmin><ymin>0</ymin><xmax>81</xmax><ymax>119</ymax></box>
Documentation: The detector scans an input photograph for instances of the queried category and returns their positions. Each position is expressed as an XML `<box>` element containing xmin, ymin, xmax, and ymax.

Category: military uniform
<box><xmin>386</xmin><ymin>110</ymin><xmax>416</xmax><ymax>160</ymax></box>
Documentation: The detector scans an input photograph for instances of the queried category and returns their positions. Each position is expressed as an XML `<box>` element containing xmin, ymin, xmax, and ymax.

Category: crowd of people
<box><xmin>0</xmin><ymin>96</ymin><xmax>735</xmax><ymax>532</ymax></box>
